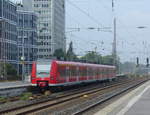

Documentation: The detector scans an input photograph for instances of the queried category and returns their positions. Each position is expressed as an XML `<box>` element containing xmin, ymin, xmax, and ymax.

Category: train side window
<box><xmin>105</xmin><ymin>68</ymin><xmax>107</xmax><ymax>75</ymax></box>
<box><xmin>108</xmin><ymin>69</ymin><xmax>110</xmax><ymax>75</ymax></box>
<box><xmin>104</xmin><ymin>68</ymin><xmax>106</xmax><ymax>75</ymax></box>
<box><xmin>66</xmin><ymin>66</ymin><xmax>70</xmax><ymax>77</ymax></box>
<box><xmin>76</xmin><ymin>67</ymin><xmax>79</xmax><ymax>76</ymax></box>
<box><xmin>96</xmin><ymin>68</ymin><xmax>99</xmax><ymax>76</ymax></box>
<box><xmin>80</xmin><ymin>68</ymin><xmax>83</xmax><ymax>77</ymax></box>
<box><xmin>102</xmin><ymin>68</ymin><xmax>104</xmax><ymax>75</ymax></box>
<box><xmin>87</xmin><ymin>67</ymin><xmax>89</xmax><ymax>76</ymax></box>
<box><xmin>70</xmin><ymin>67</ymin><xmax>76</xmax><ymax>77</ymax></box>
<box><xmin>91</xmin><ymin>68</ymin><xmax>94</xmax><ymax>76</ymax></box>
<box><xmin>71</xmin><ymin>67</ymin><xmax>73</xmax><ymax>76</ymax></box>
<box><xmin>88</xmin><ymin>67</ymin><xmax>92</xmax><ymax>76</ymax></box>
<box><xmin>91</xmin><ymin>68</ymin><xmax>94</xmax><ymax>77</ymax></box>
<box><xmin>74</xmin><ymin>67</ymin><xmax>77</xmax><ymax>76</ymax></box>
<box><xmin>100</xmin><ymin>68</ymin><xmax>102</xmax><ymax>75</ymax></box>
<box><xmin>98</xmin><ymin>68</ymin><xmax>101</xmax><ymax>75</ymax></box>
<box><xmin>72</xmin><ymin>67</ymin><xmax>77</xmax><ymax>76</ymax></box>
<box><xmin>85</xmin><ymin>67</ymin><xmax>87</xmax><ymax>76</ymax></box>
<box><xmin>91</xmin><ymin>68</ymin><xmax>93</xmax><ymax>76</ymax></box>
<box><xmin>82</xmin><ymin>67</ymin><xmax>87</xmax><ymax>76</ymax></box>
<box><xmin>87</xmin><ymin>68</ymin><xmax>89</xmax><ymax>76</ymax></box>
<box><xmin>63</xmin><ymin>67</ymin><xmax>66</xmax><ymax>77</ymax></box>
<box><xmin>69</xmin><ymin>67</ymin><xmax>72</xmax><ymax>77</ymax></box>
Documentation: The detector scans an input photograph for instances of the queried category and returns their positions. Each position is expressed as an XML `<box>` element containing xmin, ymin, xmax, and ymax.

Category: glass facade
<box><xmin>17</xmin><ymin>10</ymin><xmax>38</xmax><ymax>75</ymax></box>
<box><xmin>0</xmin><ymin>0</ymin><xmax>17</xmax><ymax>64</ymax></box>
<box><xmin>22</xmin><ymin>0</ymin><xmax>66</xmax><ymax>59</ymax></box>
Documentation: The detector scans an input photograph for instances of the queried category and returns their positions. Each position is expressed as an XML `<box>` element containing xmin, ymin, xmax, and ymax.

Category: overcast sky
<box><xmin>11</xmin><ymin>0</ymin><xmax>150</xmax><ymax>63</ymax></box>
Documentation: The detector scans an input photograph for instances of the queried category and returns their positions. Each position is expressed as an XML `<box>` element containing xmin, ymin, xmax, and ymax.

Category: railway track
<box><xmin>0</xmin><ymin>77</ymin><xmax>148</xmax><ymax>115</ymax></box>
<box><xmin>73</xmin><ymin>79</ymin><xmax>147</xmax><ymax>115</ymax></box>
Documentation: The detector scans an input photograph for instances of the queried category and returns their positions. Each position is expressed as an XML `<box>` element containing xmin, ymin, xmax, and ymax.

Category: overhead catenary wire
<box><xmin>66</xmin><ymin>0</ymin><xmax>109</xmax><ymax>29</ymax></box>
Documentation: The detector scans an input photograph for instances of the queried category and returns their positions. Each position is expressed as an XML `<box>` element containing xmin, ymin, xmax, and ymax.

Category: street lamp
<box><xmin>137</xmin><ymin>26</ymin><xmax>147</xmax><ymax>29</ymax></box>
<box><xmin>66</xmin><ymin>27</ymin><xmax>112</xmax><ymax>32</ymax></box>
<box><xmin>21</xmin><ymin>55</ymin><xmax>25</xmax><ymax>81</ymax></box>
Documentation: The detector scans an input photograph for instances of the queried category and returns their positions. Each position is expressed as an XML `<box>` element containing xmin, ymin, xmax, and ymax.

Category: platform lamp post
<box><xmin>137</xmin><ymin>26</ymin><xmax>149</xmax><ymax>75</ymax></box>
<box><xmin>21</xmin><ymin>56</ymin><xmax>25</xmax><ymax>82</ymax></box>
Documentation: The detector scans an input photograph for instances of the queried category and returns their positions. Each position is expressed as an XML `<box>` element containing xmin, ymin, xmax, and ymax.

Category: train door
<box><xmin>69</xmin><ymin>66</ymin><xmax>72</xmax><ymax>82</ymax></box>
<box><xmin>79</xmin><ymin>66</ymin><xmax>82</xmax><ymax>81</ymax></box>
<box><xmin>92</xmin><ymin>68</ymin><xmax>95</xmax><ymax>80</ymax></box>
<box><xmin>66</xmin><ymin>66</ymin><xmax>70</xmax><ymax>82</ymax></box>
<box><xmin>96</xmin><ymin>68</ymin><xmax>99</xmax><ymax>80</ymax></box>
<box><xmin>82</xmin><ymin>66</ymin><xmax>87</xmax><ymax>81</ymax></box>
<box><xmin>76</xmin><ymin>66</ymin><xmax>79</xmax><ymax>82</ymax></box>
<box><xmin>69</xmin><ymin>66</ymin><xmax>76</xmax><ymax>82</ymax></box>
<box><xmin>72</xmin><ymin>66</ymin><xmax>77</xmax><ymax>82</ymax></box>
<box><xmin>87</xmin><ymin>67</ymin><xmax>89</xmax><ymax>81</ymax></box>
<box><xmin>84</xmin><ymin>67</ymin><xmax>87</xmax><ymax>80</ymax></box>
<box><xmin>104</xmin><ymin>68</ymin><xmax>106</xmax><ymax>79</ymax></box>
<box><xmin>99</xmin><ymin>68</ymin><xmax>102</xmax><ymax>80</ymax></box>
<box><xmin>88</xmin><ymin>67</ymin><xmax>93</xmax><ymax>80</ymax></box>
<box><xmin>101</xmin><ymin>68</ymin><xmax>105</xmax><ymax>80</ymax></box>
<box><xmin>58</xmin><ymin>65</ymin><xmax>66</xmax><ymax>83</ymax></box>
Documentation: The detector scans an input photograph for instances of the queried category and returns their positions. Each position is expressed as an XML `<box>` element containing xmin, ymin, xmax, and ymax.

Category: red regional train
<box><xmin>31</xmin><ymin>60</ymin><xmax>116</xmax><ymax>88</ymax></box>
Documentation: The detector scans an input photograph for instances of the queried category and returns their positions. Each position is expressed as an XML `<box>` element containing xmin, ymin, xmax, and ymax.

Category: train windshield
<box><xmin>36</xmin><ymin>61</ymin><xmax>51</xmax><ymax>78</ymax></box>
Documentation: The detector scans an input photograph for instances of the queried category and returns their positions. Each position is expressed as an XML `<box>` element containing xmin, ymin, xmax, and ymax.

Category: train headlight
<box><xmin>50</xmin><ymin>76</ymin><xmax>54</xmax><ymax>80</ymax></box>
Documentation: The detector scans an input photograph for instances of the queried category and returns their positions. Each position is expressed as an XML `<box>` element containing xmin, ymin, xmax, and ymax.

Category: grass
<box><xmin>0</xmin><ymin>97</ymin><xmax>6</xmax><ymax>102</ymax></box>
<box><xmin>20</xmin><ymin>92</ymin><xmax>33</xmax><ymax>100</ymax></box>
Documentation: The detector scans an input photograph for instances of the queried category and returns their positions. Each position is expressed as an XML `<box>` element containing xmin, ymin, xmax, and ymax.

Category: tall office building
<box><xmin>22</xmin><ymin>0</ymin><xmax>66</xmax><ymax>59</ymax></box>
<box><xmin>0</xmin><ymin>0</ymin><xmax>17</xmax><ymax>65</ymax></box>
<box><xmin>17</xmin><ymin>5</ymin><xmax>38</xmax><ymax>75</ymax></box>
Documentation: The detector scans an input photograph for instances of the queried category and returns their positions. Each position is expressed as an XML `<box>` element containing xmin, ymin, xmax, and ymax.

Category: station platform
<box><xmin>0</xmin><ymin>81</ymin><xmax>31</xmax><ymax>90</ymax></box>
<box><xmin>94</xmin><ymin>80</ymin><xmax>150</xmax><ymax>115</ymax></box>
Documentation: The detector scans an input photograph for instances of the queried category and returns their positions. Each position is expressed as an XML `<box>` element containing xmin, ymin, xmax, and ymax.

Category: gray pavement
<box><xmin>125</xmin><ymin>85</ymin><xmax>150</xmax><ymax>115</ymax></box>
<box><xmin>0</xmin><ymin>81</ymin><xmax>31</xmax><ymax>89</ymax></box>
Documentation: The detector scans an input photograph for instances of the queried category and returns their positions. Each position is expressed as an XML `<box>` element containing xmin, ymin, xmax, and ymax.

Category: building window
<box><xmin>34</xmin><ymin>4</ymin><xmax>39</xmax><ymax>7</ymax></box>
<box><xmin>42</xmin><ymin>4</ymin><xmax>49</xmax><ymax>7</ymax></box>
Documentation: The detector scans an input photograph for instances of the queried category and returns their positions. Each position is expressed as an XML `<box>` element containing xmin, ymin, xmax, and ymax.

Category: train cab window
<box><xmin>36</xmin><ymin>61</ymin><xmax>51</xmax><ymax>78</ymax></box>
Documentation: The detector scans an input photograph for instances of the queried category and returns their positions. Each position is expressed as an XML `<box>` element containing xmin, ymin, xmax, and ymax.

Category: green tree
<box><xmin>5</xmin><ymin>63</ymin><xmax>17</xmax><ymax>76</ymax></box>
<box><xmin>0</xmin><ymin>63</ymin><xmax>17</xmax><ymax>80</ymax></box>
<box><xmin>53</xmin><ymin>49</ymin><xmax>66</xmax><ymax>60</ymax></box>
<box><xmin>66</xmin><ymin>41</ymin><xmax>77</xmax><ymax>61</ymax></box>
<box><xmin>81</xmin><ymin>51</ymin><xmax>102</xmax><ymax>64</ymax></box>
<box><xmin>0</xmin><ymin>62</ymin><xmax>3</xmax><ymax>77</ymax></box>
<box><xmin>102</xmin><ymin>55</ymin><xmax>114</xmax><ymax>65</ymax></box>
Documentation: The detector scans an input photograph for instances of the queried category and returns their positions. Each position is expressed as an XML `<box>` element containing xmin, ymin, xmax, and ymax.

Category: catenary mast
<box><xmin>112</xmin><ymin>0</ymin><xmax>117</xmax><ymax>66</ymax></box>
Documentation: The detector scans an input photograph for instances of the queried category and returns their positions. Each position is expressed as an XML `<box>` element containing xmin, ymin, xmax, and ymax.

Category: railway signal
<box><xmin>146</xmin><ymin>58</ymin><xmax>149</xmax><ymax>67</ymax></box>
<box><xmin>136</xmin><ymin>57</ymin><xmax>139</xmax><ymax>67</ymax></box>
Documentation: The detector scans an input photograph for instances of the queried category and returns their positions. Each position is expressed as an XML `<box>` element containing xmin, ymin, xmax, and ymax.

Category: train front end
<box><xmin>31</xmin><ymin>60</ymin><xmax>53</xmax><ymax>89</ymax></box>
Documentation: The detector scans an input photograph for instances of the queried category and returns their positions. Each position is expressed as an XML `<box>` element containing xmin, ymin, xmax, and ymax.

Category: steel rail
<box><xmin>73</xmin><ymin>79</ymin><xmax>148</xmax><ymax>115</ymax></box>
<box><xmin>0</xmin><ymin>78</ymin><xmax>146</xmax><ymax>115</ymax></box>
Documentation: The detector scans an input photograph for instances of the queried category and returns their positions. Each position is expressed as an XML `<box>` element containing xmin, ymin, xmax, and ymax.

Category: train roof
<box><xmin>55</xmin><ymin>60</ymin><xmax>116</xmax><ymax>69</ymax></box>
